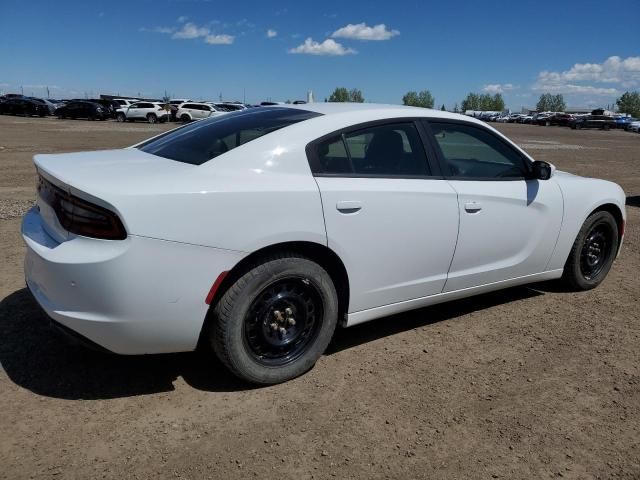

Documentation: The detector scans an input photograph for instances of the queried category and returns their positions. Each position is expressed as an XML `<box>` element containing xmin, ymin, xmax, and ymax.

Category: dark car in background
<box><xmin>55</xmin><ymin>101</ymin><xmax>110</xmax><ymax>120</ymax></box>
<box><xmin>569</xmin><ymin>114</ymin><xmax>616</xmax><ymax>130</ymax></box>
<box><xmin>86</xmin><ymin>99</ymin><xmax>121</xmax><ymax>118</ymax></box>
<box><xmin>535</xmin><ymin>113</ymin><xmax>574</xmax><ymax>126</ymax></box>
<box><xmin>0</xmin><ymin>97</ymin><xmax>49</xmax><ymax>117</ymax></box>
<box><xmin>28</xmin><ymin>97</ymin><xmax>58</xmax><ymax>115</ymax></box>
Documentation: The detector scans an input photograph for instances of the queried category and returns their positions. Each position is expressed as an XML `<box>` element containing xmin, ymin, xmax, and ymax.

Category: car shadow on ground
<box><xmin>626</xmin><ymin>195</ymin><xmax>640</xmax><ymax>208</ymax></box>
<box><xmin>0</xmin><ymin>286</ymin><xmax>542</xmax><ymax>400</ymax></box>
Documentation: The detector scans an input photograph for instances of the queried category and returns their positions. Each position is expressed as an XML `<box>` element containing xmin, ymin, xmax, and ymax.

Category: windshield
<box><xmin>137</xmin><ymin>107</ymin><xmax>321</xmax><ymax>165</ymax></box>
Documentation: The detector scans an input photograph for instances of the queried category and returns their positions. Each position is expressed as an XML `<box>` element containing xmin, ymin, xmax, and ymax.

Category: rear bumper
<box><xmin>22</xmin><ymin>207</ymin><xmax>245</xmax><ymax>354</ymax></box>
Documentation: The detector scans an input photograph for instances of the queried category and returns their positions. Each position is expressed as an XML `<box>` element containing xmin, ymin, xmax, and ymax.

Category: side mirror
<box><xmin>531</xmin><ymin>160</ymin><xmax>554</xmax><ymax>180</ymax></box>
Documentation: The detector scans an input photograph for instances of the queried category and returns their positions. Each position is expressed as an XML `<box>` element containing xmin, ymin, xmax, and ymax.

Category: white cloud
<box><xmin>204</xmin><ymin>34</ymin><xmax>234</xmax><ymax>45</ymax></box>
<box><xmin>267</xmin><ymin>29</ymin><xmax>277</xmax><ymax>38</ymax></box>
<box><xmin>534</xmin><ymin>55</ymin><xmax>640</xmax><ymax>96</ymax></box>
<box><xmin>331</xmin><ymin>22</ymin><xmax>399</xmax><ymax>41</ymax></box>
<box><xmin>482</xmin><ymin>83</ymin><xmax>516</xmax><ymax>94</ymax></box>
<box><xmin>288</xmin><ymin>38</ymin><xmax>356</xmax><ymax>56</ymax></box>
<box><xmin>177</xmin><ymin>15</ymin><xmax>188</xmax><ymax>23</ymax></box>
<box><xmin>172</xmin><ymin>22</ymin><xmax>209</xmax><ymax>39</ymax></box>
<box><xmin>140</xmin><ymin>26</ymin><xmax>175</xmax><ymax>34</ymax></box>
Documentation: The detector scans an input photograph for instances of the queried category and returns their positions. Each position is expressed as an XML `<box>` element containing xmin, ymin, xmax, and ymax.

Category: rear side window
<box><xmin>138</xmin><ymin>107</ymin><xmax>321</xmax><ymax>165</ymax></box>
<box><xmin>311</xmin><ymin>122</ymin><xmax>430</xmax><ymax>177</ymax></box>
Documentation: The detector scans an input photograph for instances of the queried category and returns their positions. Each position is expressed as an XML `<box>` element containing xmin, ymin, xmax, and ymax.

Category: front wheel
<box><xmin>562</xmin><ymin>211</ymin><xmax>619</xmax><ymax>291</ymax></box>
<box><xmin>211</xmin><ymin>254</ymin><xmax>339</xmax><ymax>384</ymax></box>
<box><xmin>116</xmin><ymin>113</ymin><xmax>126</xmax><ymax>122</ymax></box>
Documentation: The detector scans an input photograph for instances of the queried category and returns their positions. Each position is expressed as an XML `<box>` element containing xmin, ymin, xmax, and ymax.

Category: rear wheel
<box><xmin>562</xmin><ymin>211</ymin><xmax>618</xmax><ymax>291</ymax></box>
<box><xmin>147</xmin><ymin>113</ymin><xmax>157</xmax><ymax>124</ymax></box>
<box><xmin>180</xmin><ymin>114</ymin><xmax>191</xmax><ymax>123</ymax></box>
<box><xmin>211</xmin><ymin>254</ymin><xmax>339</xmax><ymax>384</ymax></box>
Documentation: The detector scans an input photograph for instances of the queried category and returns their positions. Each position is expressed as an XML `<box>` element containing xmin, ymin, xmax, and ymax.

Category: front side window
<box><xmin>313</xmin><ymin>122</ymin><xmax>430</xmax><ymax>177</ymax></box>
<box><xmin>138</xmin><ymin>107</ymin><xmax>321</xmax><ymax>165</ymax></box>
<box><xmin>429</xmin><ymin>122</ymin><xmax>527</xmax><ymax>179</ymax></box>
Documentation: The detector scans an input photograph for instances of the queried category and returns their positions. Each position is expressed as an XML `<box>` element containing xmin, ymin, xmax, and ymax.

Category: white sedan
<box><xmin>22</xmin><ymin>104</ymin><xmax>626</xmax><ymax>384</ymax></box>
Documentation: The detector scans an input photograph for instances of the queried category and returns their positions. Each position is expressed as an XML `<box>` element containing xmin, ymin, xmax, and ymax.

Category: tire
<box><xmin>545</xmin><ymin>120</ymin><xmax>550</xmax><ymax>126</ymax></box>
<box><xmin>561</xmin><ymin>211</ymin><xmax>619</xmax><ymax>291</ymax></box>
<box><xmin>147</xmin><ymin>113</ymin><xmax>157</xmax><ymax>124</ymax></box>
<box><xmin>575</xmin><ymin>123</ymin><xmax>582</xmax><ymax>130</ymax></box>
<box><xmin>180</xmin><ymin>114</ymin><xmax>191</xmax><ymax>123</ymax></box>
<box><xmin>116</xmin><ymin>113</ymin><xmax>126</xmax><ymax>123</ymax></box>
<box><xmin>211</xmin><ymin>253</ymin><xmax>339</xmax><ymax>384</ymax></box>
<box><xmin>603</xmin><ymin>124</ymin><xmax>610</xmax><ymax>131</ymax></box>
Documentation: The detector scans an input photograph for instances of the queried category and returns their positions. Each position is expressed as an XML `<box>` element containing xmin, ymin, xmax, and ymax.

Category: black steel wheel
<box><xmin>211</xmin><ymin>253</ymin><xmax>339</xmax><ymax>384</ymax></box>
<box><xmin>562</xmin><ymin>211</ymin><xmax>619</xmax><ymax>290</ymax></box>
<box><xmin>243</xmin><ymin>277</ymin><xmax>324</xmax><ymax>367</ymax></box>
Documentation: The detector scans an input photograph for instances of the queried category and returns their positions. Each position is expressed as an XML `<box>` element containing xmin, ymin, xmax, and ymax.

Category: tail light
<box><xmin>37</xmin><ymin>175</ymin><xmax>127</xmax><ymax>240</ymax></box>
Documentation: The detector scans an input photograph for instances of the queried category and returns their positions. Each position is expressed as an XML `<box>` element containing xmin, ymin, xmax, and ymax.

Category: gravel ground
<box><xmin>0</xmin><ymin>115</ymin><xmax>639</xmax><ymax>479</ymax></box>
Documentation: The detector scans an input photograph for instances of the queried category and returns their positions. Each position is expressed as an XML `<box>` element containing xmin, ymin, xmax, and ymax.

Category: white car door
<box><xmin>426</xmin><ymin>120</ymin><xmax>563</xmax><ymax>292</ymax></box>
<box><xmin>310</xmin><ymin>120</ymin><xmax>460</xmax><ymax>313</ymax></box>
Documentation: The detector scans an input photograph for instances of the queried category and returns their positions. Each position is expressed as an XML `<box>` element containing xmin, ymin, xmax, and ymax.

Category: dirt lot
<box><xmin>0</xmin><ymin>116</ymin><xmax>639</xmax><ymax>479</ymax></box>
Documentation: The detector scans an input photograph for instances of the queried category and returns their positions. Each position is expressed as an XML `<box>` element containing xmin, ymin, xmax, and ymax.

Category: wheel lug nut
<box><xmin>288</xmin><ymin>317</ymin><xmax>296</xmax><ymax>326</ymax></box>
<box><xmin>270</xmin><ymin>322</ymin><xmax>278</xmax><ymax>331</ymax></box>
<box><xmin>285</xmin><ymin>307</ymin><xmax>293</xmax><ymax>316</ymax></box>
<box><xmin>278</xmin><ymin>327</ymin><xmax>286</xmax><ymax>335</ymax></box>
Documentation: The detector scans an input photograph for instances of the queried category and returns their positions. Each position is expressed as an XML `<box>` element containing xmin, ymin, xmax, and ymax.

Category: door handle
<box><xmin>336</xmin><ymin>201</ymin><xmax>362</xmax><ymax>214</ymax></box>
<box><xmin>464</xmin><ymin>201</ymin><xmax>482</xmax><ymax>213</ymax></box>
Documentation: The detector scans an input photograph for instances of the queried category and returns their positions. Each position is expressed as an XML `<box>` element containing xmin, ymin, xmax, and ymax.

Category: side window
<box><xmin>129</xmin><ymin>103</ymin><xmax>140</xmax><ymax>108</ymax></box>
<box><xmin>429</xmin><ymin>122</ymin><xmax>527</xmax><ymax>179</ymax></box>
<box><xmin>313</xmin><ymin>122</ymin><xmax>430</xmax><ymax>177</ymax></box>
<box><xmin>183</xmin><ymin>103</ymin><xmax>195</xmax><ymax>109</ymax></box>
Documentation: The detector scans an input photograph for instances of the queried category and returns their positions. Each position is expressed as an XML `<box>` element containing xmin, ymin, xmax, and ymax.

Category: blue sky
<box><xmin>1</xmin><ymin>0</ymin><xmax>639</xmax><ymax>109</ymax></box>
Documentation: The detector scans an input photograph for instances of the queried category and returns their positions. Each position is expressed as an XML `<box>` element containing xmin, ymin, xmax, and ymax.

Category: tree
<box><xmin>349</xmin><ymin>88</ymin><xmax>364</xmax><ymax>103</ymax></box>
<box><xmin>492</xmin><ymin>93</ymin><xmax>505</xmax><ymax>111</ymax></box>
<box><xmin>402</xmin><ymin>90</ymin><xmax>434</xmax><ymax>108</ymax></box>
<box><xmin>536</xmin><ymin>93</ymin><xmax>566</xmax><ymax>112</ymax></box>
<box><xmin>453</xmin><ymin>103</ymin><xmax>459</xmax><ymax>113</ymax></box>
<box><xmin>440</xmin><ymin>104</ymin><xmax>446</xmax><ymax>111</ymax></box>
<box><xmin>328</xmin><ymin>87</ymin><xmax>364</xmax><ymax>103</ymax></box>
<box><xmin>461</xmin><ymin>92</ymin><xmax>504</xmax><ymax>112</ymax></box>
<box><xmin>616</xmin><ymin>91</ymin><xmax>640</xmax><ymax>117</ymax></box>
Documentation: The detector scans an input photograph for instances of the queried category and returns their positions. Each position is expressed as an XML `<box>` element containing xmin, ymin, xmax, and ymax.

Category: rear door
<box><xmin>309</xmin><ymin>120</ymin><xmax>459</xmax><ymax>313</ymax></box>
<box><xmin>425</xmin><ymin>120</ymin><xmax>563</xmax><ymax>291</ymax></box>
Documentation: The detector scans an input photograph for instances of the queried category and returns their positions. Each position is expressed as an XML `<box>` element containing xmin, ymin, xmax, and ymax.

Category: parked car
<box><xmin>177</xmin><ymin>102</ymin><xmax>227</xmax><ymax>122</ymax></box>
<box><xmin>627</xmin><ymin>120</ymin><xmax>640</xmax><ymax>133</ymax></box>
<box><xmin>0</xmin><ymin>97</ymin><xmax>50</xmax><ymax>117</ymax></box>
<box><xmin>614</xmin><ymin>116</ymin><xmax>636</xmax><ymax>129</ymax></box>
<box><xmin>535</xmin><ymin>113</ymin><xmax>573</xmax><ymax>126</ymax></box>
<box><xmin>112</xmin><ymin>98</ymin><xmax>138</xmax><ymax>108</ymax></box>
<box><xmin>55</xmin><ymin>100</ymin><xmax>111</xmax><ymax>120</ymax></box>
<box><xmin>169</xmin><ymin>99</ymin><xmax>192</xmax><ymax>121</ymax></box>
<box><xmin>569</xmin><ymin>115</ymin><xmax>616</xmax><ymax>130</ymax></box>
<box><xmin>495</xmin><ymin>114</ymin><xmax>510</xmax><ymax>123</ymax></box>
<box><xmin>28</xmin><ymin>97</ymin><xmax>57</xmax><ymax>115</ymax></box>
<box><xmin>518</xmin><ymin>115</ymin><xmax>533</xmax><ymax>124</ymax></box>
<box><xmin>81</xmin><ymin>99</ymin><xmax>121</xmax><ymax>118</ymax></box>
<box><xmin>22</xmin><ymin>104</ymin><xmax>626</xmax><ymax>384</ymax></box>
<box><xmin>115</xmin><ymin>101</ymin><xmax>169</xmax><ymax>123</ymax></box>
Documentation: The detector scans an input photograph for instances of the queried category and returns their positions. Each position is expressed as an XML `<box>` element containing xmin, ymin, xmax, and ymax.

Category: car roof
<box><xmin>276</xmin><ymin>102</ymin><xmax>487</xmax><ymax>126</ymax></box>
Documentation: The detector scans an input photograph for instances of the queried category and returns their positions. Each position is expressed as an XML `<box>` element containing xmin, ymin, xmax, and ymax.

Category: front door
<box><xmin>426</xmin><ymin>120</ymin><xmax>563</xmax><ymax>292</ymax></box>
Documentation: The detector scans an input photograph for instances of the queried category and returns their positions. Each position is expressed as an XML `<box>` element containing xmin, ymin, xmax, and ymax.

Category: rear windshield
<box><xmin>137</xmin><ymin>107</ymin><xmax>320</xmax><ymax>165</ymax></box>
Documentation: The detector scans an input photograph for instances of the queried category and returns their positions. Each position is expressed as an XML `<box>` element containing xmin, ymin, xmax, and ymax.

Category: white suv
<box><xmin>112</xmin><ymin>98</ymin><xmax>138</xmax><ymax>109</ymax></box>
<box><xmin>116</xmin><ymin>102</ymin><xmax>169</xmax><ymax>124</ymax></box>
<box><xmin>176</xmin><ymin>102</ymin><xmax>227</xmax><ymax>122</ymax></box>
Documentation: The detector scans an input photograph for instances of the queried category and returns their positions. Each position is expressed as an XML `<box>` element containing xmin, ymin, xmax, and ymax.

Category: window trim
<box><xmin>422</xmin><ymin>118</ymin><xmax>533</xmax><ymax>181</ymax></box>
<box><xmin>305</xmin><ymin>118</ymin><xmax>443</xmax><ymax>179</ymax></box>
